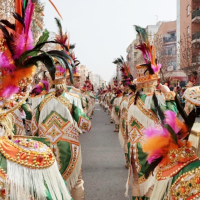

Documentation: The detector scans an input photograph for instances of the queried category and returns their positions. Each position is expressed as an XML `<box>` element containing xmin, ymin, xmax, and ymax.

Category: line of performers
<box><xmin>0</xmin><ymin>1</ymin><xmax>95</xmax><ymax>199</ymax></box>
<box><xmin>98</xmin><ymin>26</ymin><xmax>200</xmax><ymax>200</ymax></box>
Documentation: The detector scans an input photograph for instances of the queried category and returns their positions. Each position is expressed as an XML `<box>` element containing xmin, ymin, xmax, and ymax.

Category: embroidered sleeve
<box><xmin>73</xmin><ymin>105</ymin><xmax>91</xmax><ymax>133</ymax></box>
<box><xmin>21</xmin><ymin>103</ymin><xmax>32</xmax><ymax>120</ymax></box>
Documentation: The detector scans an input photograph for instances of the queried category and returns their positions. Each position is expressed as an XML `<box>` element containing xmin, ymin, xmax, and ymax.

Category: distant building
<box><xmin>77</xmin><ymin>65</ymin><xmax>89</xmax><ymax>86</ymax></box>
<box><xmin>177</xmin><ymin>0</ymin><xmax>200</xmax><ymax>82</ymax></box>
<box><xmin>156</xmin><ymin>21</ymin><xmax>186</xmax><ymax>83</ymax></box>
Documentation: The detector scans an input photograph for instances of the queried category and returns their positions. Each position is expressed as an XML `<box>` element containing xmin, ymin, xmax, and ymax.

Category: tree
<box><xmin>153</xmin><ymin>34</ymin><xmax>177</xmax><ymax>82</ymax></box>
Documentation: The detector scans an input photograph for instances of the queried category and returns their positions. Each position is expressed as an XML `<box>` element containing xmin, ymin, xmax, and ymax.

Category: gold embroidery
<box><xmin>137</xmin><ymin>98</ymin><xmax>159</xmax><ymax>123</ymax></box>
<box><xmin>169</xmin><ymin>167</ymin><xmax>200</xmax><ymax>200</ymax></box>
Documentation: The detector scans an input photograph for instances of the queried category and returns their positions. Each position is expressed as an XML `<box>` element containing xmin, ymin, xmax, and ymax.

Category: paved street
<box><xmin>79</xmin><ymin>102</ymin><xmax>129</xmax><ymax>200</ymax></box>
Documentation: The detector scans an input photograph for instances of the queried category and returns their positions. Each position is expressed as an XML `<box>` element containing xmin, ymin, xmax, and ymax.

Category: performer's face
<box><xmin>73</xmin><ymin>77</ymin><xmax>81</xmax><ymax>89</ymax></box>
<box><xmin>123</xmin><ymin>83</ymin><xmax>129</xmax><ymax>93</ymax></box>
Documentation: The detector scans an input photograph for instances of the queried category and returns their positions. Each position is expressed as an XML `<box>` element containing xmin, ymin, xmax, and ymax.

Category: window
<box><xmin>187</xmin><ymin>5</ymin><xmax>190</xmax><ymax>16</ymax></box>
<box><xmin>187</xmin><ymin>26</ymin><xmax>190</xmax><ymax>37</ymax></box>
<box><xmin>187</xmin><ymin>49</ymin><xmax>190</xmax><ymax>59</ymax></box>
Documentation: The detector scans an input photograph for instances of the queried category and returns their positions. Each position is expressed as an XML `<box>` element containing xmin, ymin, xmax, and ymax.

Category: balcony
<box><xmin>192</xmin><ymin>10</ymin><xmax>200</xmax><ymax>23</ymax></box>
<box><xmin>192</xmin><ymin>32</ymin><xmax>200</xmax><ymax>43</ymax></box>
<box><xmin>192</xmin><ymin>56</ymin><xmax>200</xmax><ymax>65</ymax></box>
<box><xmin>163</xmin><ymin>36</ymin><xmax>176</xmax><ymax>43</ymax></box>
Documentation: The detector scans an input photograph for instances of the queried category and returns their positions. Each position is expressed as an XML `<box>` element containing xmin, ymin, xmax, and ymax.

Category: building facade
<box><xmin>178</xmin><ymin>0</ymin><xmax>200</xmax><ymax>83</ymax></box>
<box><xmin>155</xmin><ymin>21</ymin><xmax>186</xmax><ymax>84</ymax></box>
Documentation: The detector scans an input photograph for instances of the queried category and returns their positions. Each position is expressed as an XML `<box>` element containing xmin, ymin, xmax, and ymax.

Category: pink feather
<box><xmin>12</xmin><ymin>33</ymin><xmax>26</xmax><ymax>59</ymax></box>
<box><xmin>151</xmin><ymin>63</ymin><xmax>161</xmax><ymax>73</ymax></box>
<box><xmin>164</xmin><ymin>110</ymin><xmax>180</xmax><ymax>134</ymax></box>
<box><xmin>1</xmin><ymin>86</ymin><xmax>19</xmax><ymax>98</ymax></box>
<box><xmin>42</xmin><ymin>80</ymin><xmax>49</xmax><ymax>92</ymax></box>
<box><xmin>57</xmin><ymin>66</ymin><xmax>65</xmax><ymax>73</ymax></box>
<box><xmin>135</xmin><ymin>44</ymin><xmax>151</xmax><ymax>64</ymax></box>
<box><xmin>143</xmin><ymin>126</ymin><xmax>169</xmax><ymax>138</ymax></box>
<box><xmin>24</xmin><ymin>1</ymin><xmax>35</xmax><ymax>36</ymax></box>
<box><xmin>25</xmin><ymin>29</ymin><xmax>34</xmax><ymax>51</ymax></box>
<box><xmin>0</xmin><ymin>53</ymin><xmax>16</xmax><ymax>72</ymax></box>
<box><xmin>147</xmin><ymin>150</ymin><xmax>163</xmax><ymax>164</ymax></box>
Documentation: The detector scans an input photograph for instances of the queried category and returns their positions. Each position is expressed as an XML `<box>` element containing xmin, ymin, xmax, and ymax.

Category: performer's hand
<box><xmin>158</xmin><ymin>84</ymin><xmax>170</xmax><ymax>93</ymax></box>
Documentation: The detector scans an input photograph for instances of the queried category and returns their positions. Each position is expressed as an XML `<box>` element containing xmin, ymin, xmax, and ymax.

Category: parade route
<box><xmin>80</xmin><ymin>102</ymin><xmax>129</xmax><ymax>200</ymax></box>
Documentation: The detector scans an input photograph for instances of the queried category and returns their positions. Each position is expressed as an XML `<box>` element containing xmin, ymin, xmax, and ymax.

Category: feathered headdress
<box><xmin>54</xmin><ymin>18</ymin><xmax>80</xmax><ymax>83</ymax></box>
<box><xmin>113</xmin><ymin>77</ymin><xmax>118</xmax><ymax>86</ymax></box>
<box><xmin>0</xmin><ymin>0</ymin><xmax>74</xmax><ymax>115</ymax></box>
<box><xmin>142</xmin><ymin>96</ymin><xmax>197</xmax><ymax>178</ymax></box>
<box><xmin>135</xmin><ymin>25</ymin><xmax>161</xmax><ymax>75</ymax></box>
<box><xmin>113</xmin><ymin>56</ymin><xmax>133</xmax><ymax>85</ymax></box>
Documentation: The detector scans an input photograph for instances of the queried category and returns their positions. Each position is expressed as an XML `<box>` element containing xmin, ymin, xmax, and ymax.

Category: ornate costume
<box><xmin>125</xmin><ymin>26</ymin><xmax>177</xmax><ymax>200</ymax></box>
<box><xmin>0</xmin><ymin>1</ymin><xmax>73</xmax><ymax>199</ymax></box>
<box><xmin>32</xmin><ymin>18</ymin><xmax>91</xmax><ymax>200</ymax></box>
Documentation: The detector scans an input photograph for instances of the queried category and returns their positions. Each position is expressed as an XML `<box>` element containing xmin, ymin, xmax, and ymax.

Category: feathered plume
<box><xmin>113</xmin><ymin>56</ymin><xmax>133</xmax><ymax>85</ymax></box>
<box><xmin>134</xmin><ymin>25</ymin><xmax>161</xmax><ymax>74</ymax></box>
<box><xmin>54</xmin><ymin>18</ymin><xmax>68</xmax><ymax>46</ymax></box>
<box><xmin>0</xmin><ymin>0</ymin><xmax>75</xmax><ymax>98</ymax></box>
<box><xmin>142</xmin><ymin>110</ymin><xmax>196</xmax><ymax>178</ymax></box>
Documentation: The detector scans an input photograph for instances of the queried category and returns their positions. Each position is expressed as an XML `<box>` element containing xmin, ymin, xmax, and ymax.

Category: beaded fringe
<box><xmin>6</xmin><ymin>160</ymin><xmax>72</xmax><ymax>200</ymax></box>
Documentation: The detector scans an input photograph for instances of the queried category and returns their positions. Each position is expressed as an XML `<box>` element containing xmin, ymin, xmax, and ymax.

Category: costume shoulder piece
<box><xmin>68</xmin><ymin>92</ymin><xmax>81</xmax><ymax>100</ymax></box>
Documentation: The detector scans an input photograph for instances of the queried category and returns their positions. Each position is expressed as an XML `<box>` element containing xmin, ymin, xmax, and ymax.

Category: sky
<box><xmin>43</xmin><ymin>0</ymin><xmax>177</xmax><ymax>83</ymax></box>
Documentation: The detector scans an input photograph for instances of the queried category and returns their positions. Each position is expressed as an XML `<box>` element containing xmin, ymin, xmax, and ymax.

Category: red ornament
<box><xmin>1</xmin><ymin>189</ymin><xmax>6</xmax><ymax>196</ymax></box>
<box><xmin>36</xmin><ymin>155</ymin><xmax>44</xmax><ymax>165</ymax></box>
<box><xmin>20</xmin><ymin>152</ymin><xmax>27</xmax><ymax>160</ymax></box>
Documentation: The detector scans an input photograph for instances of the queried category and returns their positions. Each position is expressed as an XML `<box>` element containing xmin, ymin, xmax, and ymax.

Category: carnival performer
<box><xmin>111</xmin><ymin>69</ymin><xmax>123</xmax><ymax>132</ymax></box>
<box><xmin>114</xmin><ymin>56</ymin><xmax>135</xmax><ymax>168</ymax></box>
<box><xmin>183</xmin><ymin>71</ymin><xmax>199</xmax><ymax>115</ymax></box>
<box><xmin>106</xmin><ymin>85</ymin><xmax>112</xmax><ymax>115</ymax></box>
<box><xmin>0</xmin><ymin>1</ymin><xmax>73</xmax><ymax>199</ymax></box>
<box><xmin>80</xmin><ymin>85</ymin><xmax>89</xmax><ymax>114</ymax></box>
<box><xmin>125</xmin><ymin>26</ymin><xmax>177</xmax><ymax>200</ymax></box>
<box><xmin>85</xmin><ymin>76</ymin><xmax>95</xmax><ymax>119</ymax></box>
<box><xmin>30</xmin><ymin>70</ymin><xmax>50</xmax><ymax>111</ymax></box>
<box><xmin>31</xmin><ymin>18</ymin><xmax>91</xmax><ymax>200</ymax></box>
<box><xmin>142</xmin><ymin>106</ymin><xmax>198</xmax><ymax>200</ymax></box>
<box><xmin>109</xmin><ymin>85</ymin><xmax>117</xmax><ymax>123</ymax></box>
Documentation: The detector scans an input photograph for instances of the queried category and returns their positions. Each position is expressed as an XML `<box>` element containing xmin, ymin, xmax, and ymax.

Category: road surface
<box><xmin>79</xmin><ymin>102</ymin><xmax>130</xmax><ymax>200</ymax></box>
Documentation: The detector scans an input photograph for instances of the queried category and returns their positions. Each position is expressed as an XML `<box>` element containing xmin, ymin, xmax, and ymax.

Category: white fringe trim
<box><xmin>144</xmin><ymin>94</ymin><xmax>166</xmax><ymax>109</ymax></box>
<box><xmin>125</xmin><ymin>166</ymin><xmax>131</xmax><ymax>198</ymax></box>
<box><xmin>139</xmin><ymin>174</ymin><xmax>156</xmax><ymax>196</ymax></box>
<box><xmin>150</xmin><ymin>178</ymin><xmax>173</xmax><ymax>200</ymax></box>
<box><xmin>31</xmin><ymin>96</ymin><xmax>45</xmax><ymax>111</ymax></box>
<box><xmin>6</xmin><ymin>160</ymin><xmax>72</xmax><ymax>200</ymax></box>
<box><xmin>118</xmin><ymin>129</ymin><xmax>125</xmax><ymax>149</ymax></box>
<box><xmin>66</xmin><ymin>147</ymin><xmax>82</xmax><ymax>191</ymax></box>
<box><xmin>128</xmin><ymin>104</ymin><xmax>156</xmax><ymax>129</ymax></box>
<box><xmin>39</xmin><ymin>98</ymin><xmax>82</xmax><ymax>134</ymax></box>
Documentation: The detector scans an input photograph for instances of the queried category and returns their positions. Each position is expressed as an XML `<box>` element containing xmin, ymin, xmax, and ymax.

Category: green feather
<box><xmin>164</xmin><ymin>124</ymin><xmax>178</xmax><ymax>145</ymax></box>
<box><xmin>135</xmin><ymin>25</ymin><xmax>148</xmax><ymax>44</ymax></box>
<box><xmin>35</xmin><ymin>29</ymin><xmax>50</xmax><ymax>49</ymax></box>
<box><xmin>54</xmin><ymin>17</ymin><xmax>63</xmax><ymax>38</ymax></box>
